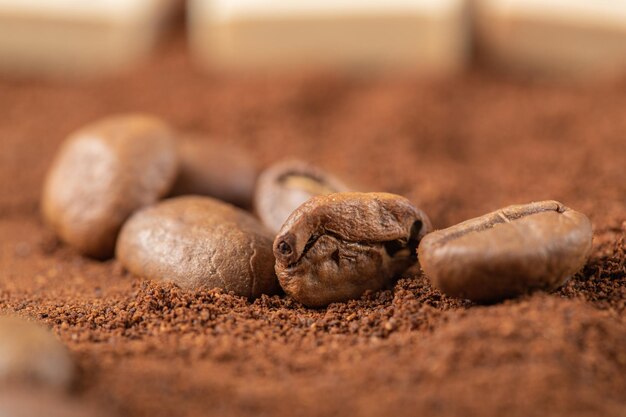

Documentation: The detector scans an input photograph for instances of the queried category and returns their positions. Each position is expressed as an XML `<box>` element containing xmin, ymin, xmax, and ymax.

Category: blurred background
<box><xmin>2</xmin><ymin>0</ymin><xmax>626</xmax><ymax>78</ymax></box>
<box><xmin>0</xmin><ymin>0</ymin><xmax>626</xmax><ymax>79</ymax></box>
<box><xmin>1</xmin><ymin>0</ymin><xmax>624</xmax><ymax>226</ymax></box>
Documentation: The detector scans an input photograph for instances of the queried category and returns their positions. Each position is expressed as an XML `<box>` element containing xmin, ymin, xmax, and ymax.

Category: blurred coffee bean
<box><xmin>274</xmin><ymin>192</ymin><xmax>432</xmax><ymax>307</ymax></box>
<box><xmin>171</xmin><ymin>135</ymin><xmax>258</xmax><ymax>208</ymax></box>
<box><xmin>0</xmin><ymin>389</ymin><xmax>105</xmax><ymax>417</ymax></box>
<box><xmin>0</xmin><ymin>316</ymin><xmax>75</xmax><ymax>390</ymax></box>
<box><xmin>418</xmin><ymin>200</ymin><xmax>593</xmax><ymax>303</ymax></box>
<box><xmin>116</xmin><ymin>196</ymin><xmax>280</xmax><ymax>298</ymax></box>
<box><xmin>42</xmin><ymin>114</ymin><xmax>178</xmax><ymax>259</ymax></box>
<box><xmin>255</xmin><ymin>159</ymin><xmax>351</xmax><ymax>234</ymax></box>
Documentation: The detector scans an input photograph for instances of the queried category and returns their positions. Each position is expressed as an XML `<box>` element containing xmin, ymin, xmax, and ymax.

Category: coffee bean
<box><xmin>42</xmin><ymin>114</ymin><xmax>178</xmax><ymax>259</ymax></box>
<box><xmin>171</xmin><ymin>135</ymin><xmax>258</xmax><ymax>208</ymax></box>
<box><xmin>116</xmin><ymin>196</ymin><xmax>280</xmax><ymax>298</ymax></box>
<box><xmin>0</xmin><ymin>389</ymin><xmax>104</xmax><ymax>417</ymax></box>
<box><xmin>0</xmin><ymin>316</ymin><xmax>75</xmax><ymax>390</ymax></box>
<box><xmin>418</xmin><ymin>200</ymin><xmax>593</xmax><ymax>303</ymax></box>
<box><xmin>254</xmin><ymin>160</ymin><xmax>351</xmax><ymax>234</ymax></box>
<box><xmin>274</xmin><ymin>192</ymin><xmax>432</xmax><ymax>307</ymax></box>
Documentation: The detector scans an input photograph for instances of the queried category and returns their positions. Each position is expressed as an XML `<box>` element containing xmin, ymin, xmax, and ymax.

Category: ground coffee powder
<box><xmin>0</xmin><ymin>29</ymin><xmax>624</xmax><ymax>417</ymax></box>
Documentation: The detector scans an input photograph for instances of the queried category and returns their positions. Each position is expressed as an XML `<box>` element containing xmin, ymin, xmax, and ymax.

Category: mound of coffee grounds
<box><xmin>0</xmin><ymin>30</ymin><xmax>624</xmax><ymax>417</ymax></box>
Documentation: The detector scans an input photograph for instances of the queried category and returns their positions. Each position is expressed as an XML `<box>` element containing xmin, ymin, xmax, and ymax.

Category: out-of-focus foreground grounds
<box><xmin>0</xmin><ymin>1</ymin><xmax>625</xmax><ymax>417</ymax></box>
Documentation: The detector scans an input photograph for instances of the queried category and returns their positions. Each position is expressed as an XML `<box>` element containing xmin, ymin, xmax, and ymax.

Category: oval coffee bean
<box><xmin>171</xmin><ymin>135</ymin><xmax>258</xmax><ymax>208</ymax></box>
<box><xmin>41</xmin><ymin>114</ymin><xmax>178</xmax><ymax>259</ymax></box>
<box><xmin>116</xmin><ymin>196</ymin><xmax>280</xmax><ymax>298</ymax></box>
<box><xmin>418</xmin><ymin>200</ymin><xmax>593</xmax><ymax>303</ymax></box>
<box><xmin>0</xmin><ymin>316</ymin><xmax>75</xmax><ymax>390</ymax></box>
<box><xmin>255</xmin><ymin>159</ymin><xmax>351</xmax><ymax>234</ymax></box>
<box><xmin>274</xmin><ymin>192</ymin><xmax>432</xmax><ymax>307</ymax></box>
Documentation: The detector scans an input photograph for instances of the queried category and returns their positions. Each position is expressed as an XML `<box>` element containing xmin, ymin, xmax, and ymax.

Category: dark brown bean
<box><xmin>41</xmin><ymin>114</ymin><xmax>178</xmax><ymax>259</ymax></box>
<box><xmin>116</xmin><ymin>196</ymin><xmax>280</xmax><ymax>298</ymax></box>
<box><xmin>0</xmin><ymin>316</ymin><xmax>75</xmax><ymax>390</ymax></box>
<box><xmin>171</xmin><ymin>135</ymin><xmax>258</xmax><ymax>208</ymax></box>
<box><xmin>418</xmin><ymin>200</ymin><xmax>593</xmax><ymax>303</ymax></box>
<box><xmin>254</xmin><ymin>159</ymin><xmax>351</xmax><ymax>234</ymax></box>
<box><xmin>274</xmin><ymin>192</ymin><xmax>432</xmax><ymax>307</ymax></box>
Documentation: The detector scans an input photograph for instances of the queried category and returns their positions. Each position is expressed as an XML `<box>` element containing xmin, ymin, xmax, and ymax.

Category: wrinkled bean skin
<box><xmin>274</xmin><ymin>192</ymin><xmax>432</xmax><ymax>307</ymax></box>
<box><xmin>41</xmin><ymin>114</ymin><xmax>178</xmax><ymax>259</ymax></box>
<box><xmin>116</xmin><ymin>196</ymin><xmax>280</xmax><ymax>298</ymax></box>
<box><xmin>418</xmin><ymin>200</ymin><xmax>593</xmax><ymax>303</ymax></box>
<box><xmin>255</xmin><ymin>159</ymin><xmax>351</xmax><ymax>234</ymax></box>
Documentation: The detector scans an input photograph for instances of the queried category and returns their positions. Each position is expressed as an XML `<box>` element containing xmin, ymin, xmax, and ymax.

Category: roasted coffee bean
<box><xmin>116</xmin><ymin>196</ymin><xmax>280</xmax><ymax>298</ymax></box>
<box><xmin>0</xmin><ymin>316</ymin><xmax>75</xmax><ymax>389</ymax></box>
<box><xmin>171</xmin><ymin>135</ymin><xmax>258</xmax><ymax>208</ymax></box>
<box><xmin>274</xmin><ymin>192</ymin><xmax>432</xmax><ymax>307</ymax></box>
<box><xmin>0</xmin><ymin>390</ymin><xmax>104</xmax><ymax>417</ymax></box>
<box><xmin>255</xmin><ymin>159</ymin><xmax>351</xmax><ymax>234</ymax></box>
<box><xmin>42</xmin><ymin>114</ymin><xmax>178</xmax><ymax>259</ymax></box>
<box><xmin>418</xmin><ymin>200</ymin><xmax>593</xmax><ymax>303</ymax></box>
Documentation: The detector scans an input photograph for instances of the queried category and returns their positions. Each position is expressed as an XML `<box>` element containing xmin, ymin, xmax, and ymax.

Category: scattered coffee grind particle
<box><xmin>171</xmin><ymin>135</ymin><xmax>258</xmax><ymax>208</ymax></box>
<box><xmin>274</xmin><ymin>192</ymin><xmax>432</xmax><ymax>307</ymax></box>
<box><xmin>41</xmin><ymin>114</ymin><xmax>178</xmax><ymax>259</ymax></box>
<box><xmin>418</xmin><ymin>200</ymin><xmax>593</xmax><ymax>303</ymax></box>
<box><xmin>116</xmin><ymin>196</ymin><xmax>280</xmax><ymax>298</ymax></box>
<box><xmin>0</xmin><ymin>316</ymin><xmax>75</xmax><ymax>390</ymax></box>
<box><xmin>255</xmin><ymin>159</ymin><xmax>351</xmax><ymax>234</ymax></box>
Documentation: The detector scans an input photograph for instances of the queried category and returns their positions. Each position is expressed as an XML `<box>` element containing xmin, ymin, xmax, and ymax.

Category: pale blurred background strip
<box><xmin>188</xmin><ymin>0</ymin><xmax>470</xmax><ymax>75</ymax></box>
<box><xmin>0</xmin><ymin>0</ymin><xmax>178</xmax><ymax>78</ymax></box>
<box><xmin>474</xmin><ymin>0</ymin><xmax>626</xmax><ymax>79</ymax></box>
<box><xmin>0</xmin><ymin>0</ymin><xmax>625</xmax><ymax>80</ymax></box>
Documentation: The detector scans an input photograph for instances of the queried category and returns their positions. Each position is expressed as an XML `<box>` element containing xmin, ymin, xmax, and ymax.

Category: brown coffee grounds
<box><xmin>558</xmin><ymin>224</ymin><xmax>626</xmax><ymax>314</ymax></box>
<box><xmin>0</xmin><ymin>30</ymin><xmax>625</xmax><ymax>417</ymax></box>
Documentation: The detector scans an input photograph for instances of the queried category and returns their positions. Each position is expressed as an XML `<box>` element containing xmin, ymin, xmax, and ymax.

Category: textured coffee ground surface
<box><xmin>0</xmin><ymin>31</ymin><xmax>625</xmax><ymax>417</ymax></box>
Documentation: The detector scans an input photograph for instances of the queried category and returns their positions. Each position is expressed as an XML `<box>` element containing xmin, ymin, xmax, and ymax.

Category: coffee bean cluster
<box><xmin>43</xmin><ymin>114</ymin><xmax>593</xmax><ymax>307</ymax></box>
